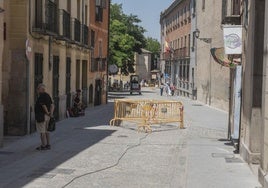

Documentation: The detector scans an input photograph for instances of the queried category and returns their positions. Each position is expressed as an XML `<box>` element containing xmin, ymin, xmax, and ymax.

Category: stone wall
<box><xmin>196</xmin><ymin>0</ymin><xmax>230</xmax><ymax>111</ymax></box>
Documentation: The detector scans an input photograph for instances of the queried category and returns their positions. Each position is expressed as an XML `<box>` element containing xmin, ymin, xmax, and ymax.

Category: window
<box><xmin>192</xmin><ymin>31</ymin><xmax>196</xmax><ymax>51</ymax></box>
<box><xmin>67</xmin><ymin>0</ymin><xmax>71</xmax><ymax>13</ymax></box>
<box><xmin>77</xmin><ymin>0</ymin><xmax>81</xmax><ymax>20</ymax></box>
<box><xmin>202</xmin><ymin>0</ymin><xmax>205</xmax><ymax>10</ymax></box>
<box><xmin>192</xmin><ymin>0</ymin><xmax>196</xmax><ymax>16</ymax></box>
<box><xmin>95</xmin><ymin>6</ymin><xmax>103</xmax><ymax>22</ymax></box>
<box><xmin>96</xmin><ymin>0</ymin><xmax>106</xmax><ymax>7</ymax></box>
<box><xmin>85</xmin><ymin>5</ymin><xmax>88</xmax><ymax>24</ymax></box>
<box><xmin>188</xmin><ymin>34</ymin><xmax>190</xmax><ymax>55</ymax></box>
<box><xmin>232</xmin><ymin>0</ymin><xmax>241</xmax><ymax>15</ymax></box>
<box><xmin>90</xmin><ymin>30</ymin><xmax>95</xmax><ymax>48</ymax></box>
<box><xmin>98</xmin><ymin>40</ymin><xmax>102</xmax><ymax>58</ymax></box>
<box><xmin>95</xmin><ymin>0</ymin><xmax>106</xmax><ymax>22</ymax></box>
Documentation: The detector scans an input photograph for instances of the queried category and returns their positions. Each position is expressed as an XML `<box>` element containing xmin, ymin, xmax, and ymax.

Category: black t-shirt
<box><xmin>35</xmin><ymin>92</ymin><xmax>53</xmax><ymax>115</ymax></box>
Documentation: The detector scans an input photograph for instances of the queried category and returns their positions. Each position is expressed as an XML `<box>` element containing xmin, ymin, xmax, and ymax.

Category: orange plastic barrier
<box><xmin>110</xmin><ymin>99</ymin><xmax>184</xmax><ymax>132</ymax></box>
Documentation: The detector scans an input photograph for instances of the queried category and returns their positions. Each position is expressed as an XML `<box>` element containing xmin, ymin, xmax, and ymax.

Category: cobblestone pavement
<box><xmin>0</xmin><ymin>87</ymin><xmax>261</xmax><ymax>188</ymax></box>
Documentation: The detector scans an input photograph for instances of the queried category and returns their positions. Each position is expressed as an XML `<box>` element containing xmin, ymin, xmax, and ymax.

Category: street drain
<box><xmin>27</xmin><ymin>168</ymin><xmax>75</xmax><ymax>179</ymax></box>
<box><xmin>192</xmin><ymin>104</ymin><xmax>203</xmax><ymax>106</ymax></box>
<box><xmin>27</xmin><ymin>173</ymin><xmax>56</xmax><ymax>179</ymax></box>
<box><xmin>117</xmin><ymin>135</ymin><xmax>128</xmax><ymax>138</ymax></box>
<box><xmin>225</xmin><ymin>157</ymin><xmax>244</xmax><ymax>163</ymax></box>
<box><xmin>211</xmin><ymin>153</ymin><xmax>234</xmax><ymax>158</ymax></box>
<box><xmin>0</xmin><ymin>151</ymin><xmax>14</xmax><ymax>155</ymax></box>
<box><xmin>38</xmin><ymin>167</ymin><xmax>75</xmax><ymax>175</ymax></box>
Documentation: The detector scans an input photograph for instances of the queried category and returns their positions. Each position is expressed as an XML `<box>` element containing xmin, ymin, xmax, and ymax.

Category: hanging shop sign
<box><xmin>210</xmin><ymin>47</ymin><xmax>241</xmax><ymax>68</ymax></box>
<box><xmin>223</xmin><ymin>25</ymin><xmax>242</xmax><ymax>54</ymax></box>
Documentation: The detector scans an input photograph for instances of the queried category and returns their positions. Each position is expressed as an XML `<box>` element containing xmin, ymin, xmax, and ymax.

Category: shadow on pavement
<box><xmin>0</xmin><ymin>103</ymin><xmax>117</xmax><ymax>187</ymax></box>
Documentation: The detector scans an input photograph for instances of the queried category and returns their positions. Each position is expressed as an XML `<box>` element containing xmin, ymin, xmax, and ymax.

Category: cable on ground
<box><xmin>61</xmin><ymin>133</ymin><xmax>149</xmax><ymax>188</ymax></box>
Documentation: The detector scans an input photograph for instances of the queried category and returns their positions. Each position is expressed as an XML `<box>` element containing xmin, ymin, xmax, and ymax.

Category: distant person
<box><xmin>170</xmin><ymin>83</ymin><xmax>176</xmax><ymax>96</ymax></box>
<box><xmin>164</xmin><ymin>83</ymin><xmax>171</xmax><ymax>96</ymax></box>
<box><xmin>71</xmin><ymin>89</ymin><xmax>85</xmax><ymax>117</ymax></box>
<box><xmin>35</xmin><ymin>84</ymin><xmax>54</xmax><ymax>150</ymax></box>
<box><xmin>160</xmin><ymin>83</ymin><xmax>164</xmax><ymax>96</ymax></box>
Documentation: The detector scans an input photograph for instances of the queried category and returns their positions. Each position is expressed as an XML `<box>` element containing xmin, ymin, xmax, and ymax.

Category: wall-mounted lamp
<box><xmin>194</xmin><ymin>28</ymin><xmax>212</xmax><ymax>43</ymax></box>
<box><xmin>194</xmin><ymin>29</ymin><xmax>200</xmax><ymax>38</ymax></box>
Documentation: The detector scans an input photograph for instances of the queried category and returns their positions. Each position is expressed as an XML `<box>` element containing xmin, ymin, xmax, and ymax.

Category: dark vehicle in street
<box><xmin>130</xmin><ymin>75</ymin><xmax>141</xmax><ymax>95</ymax></box>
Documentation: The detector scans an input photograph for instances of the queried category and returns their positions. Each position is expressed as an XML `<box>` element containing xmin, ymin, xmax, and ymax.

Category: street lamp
<box><xmin>195</xmin><ymin>29</ymin><xmax>212</xmax><ymax>105</ymax></box>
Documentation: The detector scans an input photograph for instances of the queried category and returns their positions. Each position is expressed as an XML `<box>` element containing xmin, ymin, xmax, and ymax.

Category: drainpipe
<box><xmin>106</xmin><ymin>0</ymin><xmax>111</xmax><ymax>104</ymax></box>
<box><xmin>26</xmin><ymin>0</ymin><xmax>32</xmax><ymax>134</ymax></box>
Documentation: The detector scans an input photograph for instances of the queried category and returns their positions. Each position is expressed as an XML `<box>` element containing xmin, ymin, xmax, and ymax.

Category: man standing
<box><xmin>35</xmin><ymin>84</ymin><xmax>54</xmax><ymax>150</ymax></box>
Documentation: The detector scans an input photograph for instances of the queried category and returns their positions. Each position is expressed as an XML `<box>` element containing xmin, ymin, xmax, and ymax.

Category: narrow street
<box><xmin>0</xmin><ymin>87</ymin><xmax>260</xmax><ymax>188</ymax></box>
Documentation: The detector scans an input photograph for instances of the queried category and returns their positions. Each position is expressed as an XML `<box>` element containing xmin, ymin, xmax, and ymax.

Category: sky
<box><xmin>111</xmin><ymin>0</ymin><xmax>174</xmax><ymax>41</ymax></box>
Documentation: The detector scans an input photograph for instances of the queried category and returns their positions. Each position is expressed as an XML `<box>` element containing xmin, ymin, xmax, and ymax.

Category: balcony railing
<box><xmin>33</xmin><ymin>0</ymin><xmax>91</xmax><ymax>47</ymax></box>
<box><xmin>82</xmin><ymin>24</ymin><xmax>89</xmax><ymax>46</ymax></box>
<box><xmin>172</xmin><ymin>47</ymin><xmax>190</xmax><ymax>59</ymax></box>
<box><xmin>72</xmin><ymin>18</ymin><xmax>81</xmax><ymax>43</ymax></box>
<box><xmin>59</xmin><ymin>9</ymin><xmax>71</xmax><ymax>40</ymax></box>
<box><xmin>46</xmin><ymin>0</ymin><xmax>58</xmax><ymax>34</ymax></box>
<box><xmin>33</xmin><ymin>0</ymin><xmax>58</xmax><ymax>35</ymax></box>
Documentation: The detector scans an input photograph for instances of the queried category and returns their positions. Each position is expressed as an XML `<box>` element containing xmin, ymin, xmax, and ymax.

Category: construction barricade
<box><xmin>109</xmin><ymin>99</ymin><xmax>184</xmax><ymax>132</ymax></box>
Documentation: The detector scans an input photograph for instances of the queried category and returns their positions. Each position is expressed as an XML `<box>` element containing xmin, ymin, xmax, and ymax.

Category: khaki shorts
<box><xmin>36</xmin><ymin>115</ymin><xmax>50</xmax><ymax>133</ymax></box>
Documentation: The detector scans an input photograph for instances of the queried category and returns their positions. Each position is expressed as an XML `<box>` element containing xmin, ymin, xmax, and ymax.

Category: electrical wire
<box><xmin>61</xmin><ymin>133</ymin><xmax>149</xmax><ymax>188</ymax></box>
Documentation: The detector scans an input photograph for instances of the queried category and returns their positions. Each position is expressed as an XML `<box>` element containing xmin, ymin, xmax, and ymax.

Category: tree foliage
<box><xmin>145</xmin><ymin>37</ymin><xmax>160</xmax><ymax>58</ymax></box>
<box><xmin>109</xmin><ymin>3</ymin><xmax>146</xmax><ymax>75</ymax></box>
<box><xmin>144</xmin><ymin>37</ymin><xmax>161</xmax><ymax>70</ymax></box>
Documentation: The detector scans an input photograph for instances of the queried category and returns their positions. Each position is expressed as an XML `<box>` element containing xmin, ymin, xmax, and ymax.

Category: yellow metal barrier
<box><xmin>110</xmin><ymin>99</ymin><xmax>184</xmax><ymax>132</ymax></box>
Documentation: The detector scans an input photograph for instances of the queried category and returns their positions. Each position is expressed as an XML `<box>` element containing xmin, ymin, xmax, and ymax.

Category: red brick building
<box><xmin>160</xmin><ymin>0</ymin><xmax>192</xmax><ymax>97</ymax></box>
<box><xmin>89</xmin><ymin>0</ymin><xmax>110</xmax><ymax>105</ymax></box>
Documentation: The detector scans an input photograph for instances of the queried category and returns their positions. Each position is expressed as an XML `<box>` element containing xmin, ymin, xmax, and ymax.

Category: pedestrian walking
<box><xmin>160</xmin><ymin>83</ymin><xmax>164</xmax><ymax>96</ymax></box>
<box><xmin>34</xmin><ymin>83</ymin><xmax>54</xmax><ymax>150</ymax></box>
<box><xmin>164</xmin><ymin>82</ymin><xmax>171</xmax><ymax>96</ymax></box>
<box><xmin>170</xmin><ymin>83</ymin><xmax>176</xmax><ymax>96</ymax></box>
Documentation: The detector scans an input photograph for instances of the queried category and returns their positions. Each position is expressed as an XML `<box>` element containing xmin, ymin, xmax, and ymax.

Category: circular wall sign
<box><xmin>109</xmin><ymin>64</ymin><xmax>118</xmax><ymax>74</ymax></box>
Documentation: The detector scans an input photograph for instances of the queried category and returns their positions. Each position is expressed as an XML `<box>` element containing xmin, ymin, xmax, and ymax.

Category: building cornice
<box><xmin>160</xmin><ymin>0</ymin><xmax>183</xmax><ymax>21</ymax></box>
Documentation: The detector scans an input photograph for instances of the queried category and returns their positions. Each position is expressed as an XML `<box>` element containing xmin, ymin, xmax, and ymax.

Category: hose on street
<box><xmin>61</xmin><ymin>133</ymin><xmax>149</xmax><ymax>188</ymax></box>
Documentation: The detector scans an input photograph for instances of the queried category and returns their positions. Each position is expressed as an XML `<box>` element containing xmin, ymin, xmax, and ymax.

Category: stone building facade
<box><xmin>195</xmin><ymin>0</ymin><xmax>230</xmax><ymax>111</ymax></box>
<box><xmin>160</xmin><ymin>0</ymin><xmax>193</xmax><ymax>97</ymax></box>
<box><xmin>134</xmin><ymin>49</ymin><xmax>152</xmax><ymax>83</ymax></box>
<box><xmin>260</xmin><ymin>1</ymin><xmax>268</xmax><ymax>186</ymax></box>
<box><xmin>0</xmin><ymin>0</ymin><xmax>109</xmax><ymax>141</ymax></box>
<box><xmin>197</xmin><ymin>0</ymin><xmax>268</xmax><ymax>187</ymax></box>
<box><xmin>233</xmin><ymin>0</ymin><xmax>268</xmax><ymax>187</ymax></box>
<box><xmin>161</xmin><ymin>0</ymin><xmax>230</xmax><ymax>110</ymax></box>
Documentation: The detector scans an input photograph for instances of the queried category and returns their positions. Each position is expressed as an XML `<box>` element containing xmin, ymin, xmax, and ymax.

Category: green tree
<box><xmin>109</xmin><ymin>3</ymin><xmax>146</xmax><ymax>75</ymax></box>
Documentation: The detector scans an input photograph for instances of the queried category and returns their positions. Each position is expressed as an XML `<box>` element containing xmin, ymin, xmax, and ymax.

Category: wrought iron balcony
<box><xmin>172</xmin><ymin>47</ymin><xmax>190</xmax><ymax>59</ymax></box>
<box><xmin>72</xmin><ymin>18</ymin><xmax>81</xmax><ymax>43</ymax></box>
<box><xmin>33</xmin><ymin>0</ymin><xmax>58</xmax><ymax>35</ymax></box>
<box><xmin>58</xmin><ymin>9</ymin><xmax>71</xmax><ymax>40</ymax></box>
<box><xmin>82</xmin><ymin>24</ymin><xmax>89</xmax><ymax>46</ymax></box>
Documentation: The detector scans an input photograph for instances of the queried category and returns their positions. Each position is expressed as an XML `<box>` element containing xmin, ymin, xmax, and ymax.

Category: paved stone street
<box><xmin>0</xmin><ymin>87</ymin><xmax>261</xmax><ymax>188</ymax></box>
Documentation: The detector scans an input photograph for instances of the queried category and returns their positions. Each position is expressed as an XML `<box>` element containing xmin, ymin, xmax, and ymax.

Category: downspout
<box><xmin>26</xmin><ymin>0</ymin><xmax>32</xmax><ymax>134</ymax></box>
<box><xmin>82</xmin><ymin>0</ymin><xmax>84</xmax><ymax>42</ymax></box>
<box><xmin>106</xmin><ymin>0</ymin><xmax>111</xmax><ymax>104</ymax></box>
